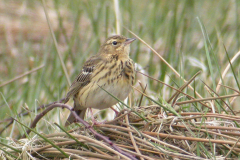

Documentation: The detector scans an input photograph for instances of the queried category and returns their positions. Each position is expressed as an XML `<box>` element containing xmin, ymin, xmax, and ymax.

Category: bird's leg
<box><xmin>89</xmin><ymin>108</ymin><xmax>105</xmax><ymax>125</ymax></box>
<box><xmin>89</xmin><ymin>108</ymin><xmax>97</xmax><ymax>124</ymax></box>
<box><xmin>89</xmin><ymin>108</ymin><xmax>112</xmax><ymax>125</ymax></box>
<box><xmin>110</xmin><ymin>106</ymin><xmax>119</xmax><ymax>117</ymax></box>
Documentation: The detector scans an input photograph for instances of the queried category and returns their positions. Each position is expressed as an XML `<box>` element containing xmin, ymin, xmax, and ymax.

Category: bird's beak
<box><xmin>125</xmin><ymin>38</ymin><xmax>136</xmax><ymax>45</ymax></box>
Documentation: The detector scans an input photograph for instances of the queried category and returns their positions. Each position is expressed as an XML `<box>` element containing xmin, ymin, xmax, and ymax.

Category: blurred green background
<box><xmin>0</xmin><ymin>0</ymin><xmax>240</xmax><ymax>138</ymax></box>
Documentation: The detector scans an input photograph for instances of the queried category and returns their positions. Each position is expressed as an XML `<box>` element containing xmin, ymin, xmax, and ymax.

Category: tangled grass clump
<box><xmin>1</xmin><ymin>99</ymin><xmax>240</xmax><ymax>159</ymax></box>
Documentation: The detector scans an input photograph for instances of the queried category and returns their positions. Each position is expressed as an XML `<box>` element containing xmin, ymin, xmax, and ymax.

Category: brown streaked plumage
<box><xmin>65</xmin><ymin>35</ymin><xmax>135</xmax><ymax>126</ymax></box>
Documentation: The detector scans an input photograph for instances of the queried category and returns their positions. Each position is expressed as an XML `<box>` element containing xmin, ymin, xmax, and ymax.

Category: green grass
<box><xmin>0</xmin><ymin>0</ymin><xmax>240</xmax><ymax>159</ymax></box>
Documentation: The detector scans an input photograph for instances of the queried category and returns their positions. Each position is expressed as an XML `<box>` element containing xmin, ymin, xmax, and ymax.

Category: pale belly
<box><xmin>77</xmin><ymin>77</ymin><xmax>132</xmax><ymax>110</ymax></box>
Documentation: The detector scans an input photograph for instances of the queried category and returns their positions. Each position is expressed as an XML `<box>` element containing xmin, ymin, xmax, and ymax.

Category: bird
<box><xmin>64</xmin><ymin>35</ymin><xmax>136</xmax><ymax>126</ymax></box>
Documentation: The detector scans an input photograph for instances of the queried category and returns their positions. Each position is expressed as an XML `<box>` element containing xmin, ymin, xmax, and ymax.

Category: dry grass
<box><xmin>1</xmin><ymin>103</ymin><xmax>240</xmax><ymax>159</ymax></box>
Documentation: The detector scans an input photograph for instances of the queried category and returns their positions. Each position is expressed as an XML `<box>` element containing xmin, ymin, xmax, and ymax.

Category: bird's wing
<box><xmin>65</xmin><ymin>55</ymin><xmax>102</xmax><ymax>101</ymax></box>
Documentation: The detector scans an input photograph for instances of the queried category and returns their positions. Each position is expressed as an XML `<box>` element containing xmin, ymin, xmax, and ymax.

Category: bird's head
<box><xmin>99</xmin><ymin>35</ymin><xmax>135</xmax><ymax>56</ymax></box>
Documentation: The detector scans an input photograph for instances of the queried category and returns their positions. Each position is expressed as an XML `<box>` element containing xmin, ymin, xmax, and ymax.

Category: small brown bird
<box><xmin>65</xmin><ymin>35</ymin><xmax>136</xmax><ymax>126</ymax></box>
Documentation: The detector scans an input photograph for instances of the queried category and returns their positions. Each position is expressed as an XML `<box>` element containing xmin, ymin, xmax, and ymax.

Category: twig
<box><xmin>0</xmin><ymin>98</ymin><xmax>66</xmax><ymax>134</ymax></box>
<box><xmin>125</xmin><ymin>113</ymin><xmax>145</xmax><ymax>160</ymax></box>
<box><xmin>41</xmin><ymin>0</ymin><xmax>71</xmax><ymax>85</ymax></box>
<box><xmin>167</xmin><ymin>112</ymin><xmax>240</xmax><ymax>119</ymax></box>
<box><xmin>0</xmin><ymin>119</ymin><xmax>13</xmax><ymax>135</ymax></box>
<box><xmin>201</xmin><ymin>80</ymin><xmax>235</xmax><ymax>115</ymax></box>
<box><xmin>219</xmin><ymin>84</ymin><xmax>240</xmax><ymax>94</ymax></box>
<box><xmin>137</xmin><ymin>71</ymin><xmax>210</xmax><ymax>109</ymax></box>
<box><xmin>0</xmin><ymin>64</ymin><xmax>44</xmax><ymax>88</ymax></box>
<box><xmin>137</xmin><ymin>81</ymin><xmax>147</xmax><ymax>108</ymax></box>
<box><xmin>37</xmin><ymin>148</ymin><xmax>113</xmax><ymax>159</ymax></box>
<box><xmin>144</xmin><ymin>131</ymin><xmax>240</xmax><ymax>146</ymax></box>
<box><xmin>1</xmin><ymin>98</ymin><xmax>66</xmax><ymax>124</ymax></box>
<box><xmin>216</xmin><ymin>51</ymin><xmax>240</xmax><ymax>93</ymax></box>
<box><xmin>175</xmin><ymin>94</ymin><xmax>240</xmax><ymax>105</ymax></box>
<box><xmin>125</xmin><ymin>28</ymin><xmax>204</xmax><ymax>99</ymax></box>
<box><xmin>168</xmin><ymin>125</ymin><xmax>239</xmax><ymax>141</ymax></box>
<box><xmin>106</xmin><ymin>109</ymin><xmax>131</xmax><ymax>124</ymax></box>
<box><xmin>113</xmin><ymin>0</ymin><xmax>121</xmax><ymax>34</ymax></box>
<box><xmin>98</xmin><ymin>124</ymin><xmax>194</xmax><ymax>156</ymax></box>
<box><xmin>21</xmin><ymin>103</ymin><xmax>137</xmax><ymax>160</ymax></box>
<box><xmin>168</xmin><ymin>71</ymin><xmax>201</xmax><ymax>104</ymax></box>
<box><xmin>225</xmin><ymin>137</ymin><xmax>240</xmax><ymax>159</ymax></box>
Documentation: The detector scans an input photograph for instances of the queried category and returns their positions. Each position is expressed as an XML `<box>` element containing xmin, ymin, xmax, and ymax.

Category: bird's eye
<box><xmin>112</xmin><ymin>41</ymin><xmax>118</xmax><ymax>45</ymax></box>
